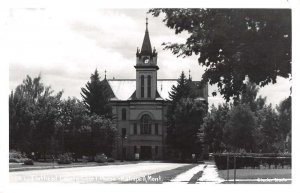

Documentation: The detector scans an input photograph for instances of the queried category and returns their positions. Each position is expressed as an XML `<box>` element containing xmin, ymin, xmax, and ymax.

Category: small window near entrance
<box><xmin>155</xmin><ymin>146</ymin><xmax>158</xmax><ymax>155</ymax></box>
<box><xmin>133</xmin><ymin>123</ymin><xmax>137</xmax><ymax>135</ymax></box>
<box><xmin>134</xmin><ymin>146</ymin><xmax>137</xmax><ymax>154</ymax></box>
<box><xmin>155</xmin><ymin>123</ymin><xmax>158</xmax><ymax>135</ymax></box>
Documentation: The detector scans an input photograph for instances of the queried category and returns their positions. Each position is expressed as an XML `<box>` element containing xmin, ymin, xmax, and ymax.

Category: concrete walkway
<box><xmin>164</xmin><ymin>161</ymin><xmax>224</xmax><ymax>184</ymax></box>
<box><xmin>170</xmin><ymin>164</ymin><xmax>206</xmax><ymax>183</ymax></box>
<box><xmin>197</xmin><ymin>162</ymin><xmax>225</xmax><ymax>184</ymax></box>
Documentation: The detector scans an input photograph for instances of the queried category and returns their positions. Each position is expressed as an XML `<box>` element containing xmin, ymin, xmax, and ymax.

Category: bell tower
<box><xmin>135</xmin><ymin>18</ymin><xmax>159</xmax><ymax>99</ymax></box>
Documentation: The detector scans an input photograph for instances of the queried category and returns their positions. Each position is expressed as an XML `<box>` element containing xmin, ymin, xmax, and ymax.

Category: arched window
<box><xmin>147</xmin><ymin>75</ymin><xmax>151</xmax><ymax>98</ymax></box>
<box><xmin>122</xmin><ymin>108</ymin><xmax>126</xmax><ymax>120</ymax></box>
<box><xmin>141</xmin><ymin>75</ymin><xmax>144</xmax><ymax>98</ymax></box>
<box><xmin>140</xmin><ymin>114</ymin><xmax>151</xmax><ymax>135</ymax></box>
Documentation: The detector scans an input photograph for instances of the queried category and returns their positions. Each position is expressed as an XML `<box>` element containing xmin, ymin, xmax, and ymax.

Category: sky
<box><xmin>7</xmin><ymin>8</ymin><xmax>291</xmax><ymax>107</ymax></box>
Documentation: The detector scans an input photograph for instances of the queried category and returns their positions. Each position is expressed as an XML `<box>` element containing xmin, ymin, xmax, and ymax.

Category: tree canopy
<box><xmin>148</xmin><ymin>9</ymin><xmax>291</xmax><ymax>101</ymax></box>
<box><xmin>9</xmin><ymin>75</ymin><xmax>63</xmax><ymax>155</ymax></box>
<box><xmin>10</xmin><ymin>75</ymin><xmax>117</xmax><ymax>158</ymax></box>
<box><xmin>202</xmin><ymin>82</ymin><xmax>291</xmax><ymax>153</ymax></box>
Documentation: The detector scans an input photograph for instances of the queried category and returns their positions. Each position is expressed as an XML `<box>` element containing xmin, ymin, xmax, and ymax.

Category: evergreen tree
<box><xmin>81</xmin><ymin>69</ymin><xmax>112</xmax><ymax>118</ymax></box>
<box><xmin>166</xmin><ymin>72</ymin><xmax>207</xmax><ymax>160</ymax></box>
<box><xmin>169</xmin><ymin>98</ymin><xmax>208</xmax><ymax>160</ymax></box>
<box><xmin>169</xmin><ymin>71</ymin><xmax>196</xmax><ymax>103</ymax></box>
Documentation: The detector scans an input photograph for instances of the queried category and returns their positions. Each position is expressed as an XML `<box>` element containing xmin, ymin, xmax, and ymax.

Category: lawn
<box><xmin>218</xmin><ymin>168</ymin><xmax>291</xmax><ymax>184</ymax></box>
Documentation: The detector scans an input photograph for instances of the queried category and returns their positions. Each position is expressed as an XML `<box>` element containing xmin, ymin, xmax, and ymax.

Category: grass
<box><xmin>218</xmin><ymin>168</ymin><xmax>291</xmax><ymax>180</ymax></box>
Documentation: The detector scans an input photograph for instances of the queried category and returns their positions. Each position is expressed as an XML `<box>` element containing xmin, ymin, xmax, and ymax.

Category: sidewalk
<box><xmin>163</xmin><ymin>161</ymin><xmax>224</xmax><ymax>184</ymax></box>
<box><xmin>197</xmin><ymin>161</ymin><xmax>225</xmax><ymax>184</ymax></box>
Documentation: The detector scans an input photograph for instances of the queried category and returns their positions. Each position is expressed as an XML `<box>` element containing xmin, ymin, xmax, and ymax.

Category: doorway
<box><xmin>140</xmin><ymin>146</ymin><xmax>152</xmax><ymax>160</ymax></box>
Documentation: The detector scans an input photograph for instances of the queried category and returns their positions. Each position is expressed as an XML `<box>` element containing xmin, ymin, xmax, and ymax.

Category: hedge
<box><xmin>213</xmin><ymin>153</ymin><xmax>291</xmax><ymax>170</ymax></box>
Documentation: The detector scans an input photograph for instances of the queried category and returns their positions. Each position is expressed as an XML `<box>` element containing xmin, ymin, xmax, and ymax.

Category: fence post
<box><xmin>233</xmin><ymin>155</ymin><xmax>236</xmax><ymax>184</ymax></box>
<box><xmin>226</xmin><ymin>154</ymin><xmax>229</xmax><ymax>181</ymax></box>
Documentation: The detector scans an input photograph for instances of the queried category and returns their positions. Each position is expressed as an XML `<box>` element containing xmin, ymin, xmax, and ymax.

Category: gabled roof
<box><xmin>107</xmin><ymin>79</ymin><xmax>178</xmax><ymax>101</ymax></box>
<box><xmin>107</xmin><ymin>79</ymin><xmax>136</xmax><ymax>101</ymax></box>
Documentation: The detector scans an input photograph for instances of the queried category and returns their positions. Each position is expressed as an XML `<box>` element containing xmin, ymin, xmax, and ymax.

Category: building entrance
<box><xmin>140</xmin><ymin>146</ymin><xmax>152</xmax><ymax>160</ymax></box>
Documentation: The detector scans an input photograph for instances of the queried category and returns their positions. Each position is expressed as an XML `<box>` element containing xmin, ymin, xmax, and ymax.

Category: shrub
<box><xmin>213</xmin><ymin>153</ymin><xmax>291</xmax><ymax>170</ymax></box>
<box><xmin>95</xmin><ymin>153</ymin><xmax>107</xmax><ymax>163</ymax></box>
<box><xmin>107</xmin><ymin>157</ymin><xmax>115</xmax><ymax>162</ymax></box>
<box><xmin>57</xmin><ymin>153</ymin><xmax>73</xmax><ymax>164</ymax></box>
<box><xmin>9</xmin><ymin>150</ymin><xmax>27</xmax><ymax>163</ymax></box>
<box><xmin>23</xmin><ymin>159</ymin><xmax>34</xmax><ymax>165</ymax></box>
<box><xmin>82</xmin><ymin>156</ymin><xmax>89</xmax><ymax>163</ymax></box>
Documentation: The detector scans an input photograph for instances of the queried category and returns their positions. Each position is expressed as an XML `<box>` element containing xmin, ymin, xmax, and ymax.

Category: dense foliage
<box><xmin>9</xmin><ymin>74</ymin><xmax>117</xmax><ymax>160</ymax></box>
<box><xmin>149</xmin><ymin>9</ymin><xmax>291</xmax><ymax>102</ymax></box>
<box><xmin>202</xmin><ymin>82</ymin><xmax>291</xmax><ymax>153</ymax></box>
<box><xmin>166</xmin><ymin>72</ymin><xmax>208</xmax><ymax>160</ymax></box>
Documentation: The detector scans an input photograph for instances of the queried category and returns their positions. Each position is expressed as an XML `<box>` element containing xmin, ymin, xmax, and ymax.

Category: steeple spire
<box><xmin>141</xmin><ymin>17</ymin><xmax>152</xmax><ymax>55</ymax></box>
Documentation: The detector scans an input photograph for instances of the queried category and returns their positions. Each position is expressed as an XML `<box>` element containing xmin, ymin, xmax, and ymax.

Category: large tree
<box><xmin>149</xmin><ymin>9</ymin><xmax>291</xmax><ymax>101</ymax></box>
<box><xmin>169</xmin><ymin>98</ymin><xmax>208</xmax><ymax>160</ymax></box>
<box><xmin>9</xmin><ymin>75</ymin><xmax>63</xmax><ymax>156</ymax></box>
<box><xmin>59</xmin><ymin>97</ymin><xmax>117</xmax><ymax>157</ymax></box>
<box><xmin>81</xmin><ymin>69</ymin><xmax>112</xmax><ymax>118</ymax></box>
<box><xmin>202</xmin><ymin>103</ymin><xmax>230</xmax><ymax>153</ymax></box>
<box><xmin>254</xmin><ymin>105</ymin><xmax>280</xmax><ymax>152</ymax></box>
<box><xmin>166</xmin><ymin>72</ymin><xmax>208</xmax><ymax>160</ymax></box>
<box><xmin>223</xmin><ymin>104</ymin><xmax>257</xmax><ymax>152</ymax></box>
<box><xmin>277</xmin><ymin>96</ymin><xmax>291</xmax><ymax>152</ymax></box>
<box><xmin>58</xmin><ymin>97</ymin><xmax>89</xmax><ymax>156</ymax></box>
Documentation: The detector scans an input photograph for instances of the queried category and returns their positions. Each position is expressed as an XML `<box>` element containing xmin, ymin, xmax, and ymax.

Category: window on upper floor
<box><xmin>147</xmin><ymin>75</ymin><xmax>151</xmax><ymax>98</ymax></box>
<box><xmin>141</xmin><ymin>75</ymin><xmax>144</xmax><ymax>98</ymax></box>
<box><xmin>122</xmin><ymin>108</ymin><xmax>126</xmax><ymax>120</ymax></box>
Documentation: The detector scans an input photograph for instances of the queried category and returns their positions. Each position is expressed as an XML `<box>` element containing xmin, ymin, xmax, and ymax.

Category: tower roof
<box><xmin>140</xmin><ymin>17</ymin><xmax>152</xmax><ymax>55</ymax></box>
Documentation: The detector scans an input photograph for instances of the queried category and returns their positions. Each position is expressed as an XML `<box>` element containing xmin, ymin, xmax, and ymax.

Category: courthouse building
<box><xmin>104</xmin><ymin>19</ymin><xmax>208</xmax><ymax>160</ymax></box>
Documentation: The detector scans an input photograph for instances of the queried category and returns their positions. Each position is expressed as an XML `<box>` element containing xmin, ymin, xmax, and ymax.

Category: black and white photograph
<box><xmin>1</xmin><ymin>0</ymin><xmax>299</xmax><ymax>192</ymax></box>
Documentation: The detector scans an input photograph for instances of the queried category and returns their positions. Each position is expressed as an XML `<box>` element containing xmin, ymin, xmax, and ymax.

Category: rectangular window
<box><xmin>155</xmin><ymin>123</ymin><xmax>158</xmax><ymax>135</ymax></box>
<box><xmin>134</xmin><ymin>146</ymin><xmax>137</xmax><ymax>154</ymax></box>
<box><xmin>141</xmin><ymin>75</ymin><xmax>144</xmax><ymax>98</ymax></box>
<box><xmin>134</xmin><ymin>123</ymin><xmax>137</xmax><ymax>135</ymax></box>
<box><xmin>122</xmin><ymin>128</ymin><xmax>126</xmax><ymax>138</ymax></box>
<box><xmin>147</xmin><ymin>75</ymin><xmax>151</xmax><ymax>98</ymax></box>
<box><xmin>122</xmin><ymin>108</ymin><xmax>126</xmax><ymax>120</ymax></box>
